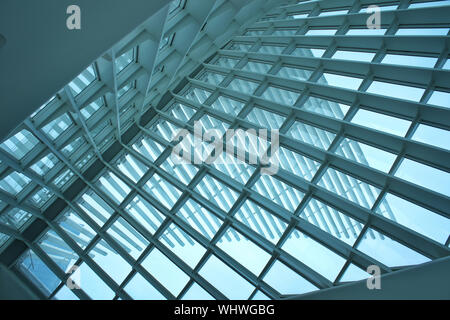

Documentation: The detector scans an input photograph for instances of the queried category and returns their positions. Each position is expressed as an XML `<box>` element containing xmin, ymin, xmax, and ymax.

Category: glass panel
<box><xmin>167</xmin><ymin>103</ymin><xmax>196</xmax><ymax>122</ymax></box>
<box><xmin>210</xmin><ymin>151</ymin><xmax>256</xmax><ymax>185</ymax></box>
<box><xmin>333</xmin><ymin>50</ymin><xmax>375</xmax><ymax>62</ymax></box>
<box><xmin>0</xmin><ymin>130</ymin><xmax>39</xmax><ymax>160</ymax></box>
<box><xmin>320</xmin><ymin>73</ymin><xmax>363</xmax><ymax>91</ymax></box>
<box><xmin>319</xmin><ymin>168</ymin><xmax>381</xmax><ymax>209</ymax></box>
<box><xmin>0</xmin><ymin>232</ymin><xmax>9</xmax><ymax>248</ymax></box>
<box><xmin>215</xmin><ymin>56</ymin><xmax>239</xmax><ymax>68</ymax></box>
<box><xmin>184</xmin><ymin>87</ymin><xmax>211</xmax><ymax>104</ymax></box>
<box><xmin>245</xmin><ymin>107</ymin><xmax>285</xmax><ymax>129</ymax></box>
<box><xmin>182</xmin><ymin>283</ymin><xmax>214</xmax><ymax>300</ymax></box>
<box><xmin>242</xmin><ymin>61</ymin><xmax>272</xmax><ymax>73</ymax></box>
<box><xmin>54</xmin><ymin>285</ymin><xmax>79</xmax><ymax>300</ymax></box>
<box><xmin>286</xmin><ymin>121</ymin><xmax>336</xmax><ymax>150</ymax></box>
<box><xmin>377</xmin><ymin>193</ymin><xmax>450</xmax><ymax>244</ymax></box>
<box><xmin>106</xmin><ymin>217</ymin><xmax>149</xmax><ymax>260</ymax></box>
<box><xmin>272</xmin><ymin>28</ymin><xmax>297</xmax><ymax>36</ymax></box>
<box><xmin>176</xmin><ymin>198</ymin><xmax>224</xmax><ymax>240</ymax></box>
<box><xmin>143</xmin><ymin>174</ymin><xmax>182</xmax><ymax>210</ymax></box>
<box><xmin>38</xmin><ymin>229</ymin><xmax>79</xmax><ymax>273</ymax></box>
<box><xmin>252</xmin><ymin>174</ymin><xmax>304</xmax><ymax>212</ymax></box>
<box><xmin>90</xmin><ymin>239</ymin><xmax>132</xmax><ymax>285</ymax></box>
<box><xmin>346</xmin><ymin>28</ymin><xmax>387</xmax><ymax>35</ymax></box>
<box><xmin>78</xmin><ymin>191</ymin><xmax>114</xmax><ymax>227</ymax></box>
<box><xmin>68</xmin><ymin>65</ymin><xmax>96</xmax><ymax>96</ymax></box>
<box><xmin>277</xmin><ymin>146</ymin><xmax>320</xmax><ymax>181</ymax></box>
<box><xmin>409</xmin><ymin>1</ymin><xmax>450</xmax><ymax>8</ymax></box>
<box><xmin>57</xmin><ymin>210</ymin><xmax>96</xmax><ymax>250</ymax></box>
<box><xmin>133</xmin><ymin>135</ymin><xmax>165</xmax><ymax>162</ymax></box>
<box><xmin>115</xmin><ymin>49</ymin><xmax>134</xmax><ymax>73</ymax></box>
<box><xmin>335</xmin><ymin>138</ymin><xmax>397</xmax><ymax>172</ymax></box>
<box><xmin>28</xmin><ymin>187</ymin><xmax>54</xmax><ymax>208</ymax></box>
<box><xmin>160</xmin><ymin>155</ymin><xmax>198</xmax><ymax>185</ymax></box>
<box><xmin>125</xmin><ymin>195</ymin><xmax>166</xmax><ymax>235</ymax></box>
<box><xmin>427</xmin><ymin>90</ymin><xmax>450</xmax><ymax>108</ymax></box>
<box><xmin>277</xmin><ymin>66</ymin><xmax>312</xmax><ymax>81</ymax></box>
<box><xmin>291</xmin><ymin>47</ymin><xmax>325</xmax><ymax>58</ymax></box>
<box><xmin>116</xmin><ymin>154</ymin><xmax>148</xmax><ymax>184</ymax></box>
<box><xmin>306</xmin><ymin>29</ymin><xmax>337</xmax><ymax>35</ymax></box>
<box><xmin>258</xmin><ymin>45</ymin><xmax>285</xmax><ymax>55</ymax></box>
<box><xmin>340</xmin><ymin>263</ymin><xmax>370</xmax><ymax>282</ymax></box>
<box><xmin>0</xmin><ymin>171</ymin><xmax>31</xmax><ymax>196</ymax></box>
<box><xmin>395</xmin><ymin>28</ymin><xmax>449</xmax><ymax>36</ymax></box>
<box><xmin>252</xmin><ymin>290</ymin><xmax>270</xmax><ymax>300</ymax></box>
<box><xmin>412</xmin><ymin>124</ymin><xmax>450</xmax><ymax>150</ymax></box>
<box><xmin>97</xmin><ymin>171</ymin><xmax>131</xmax><ymax>205</ymax></box>
<box><xmin>260</xmin><ymin>86</ymin><xmax>300</xmax><ymax>106</ymax></box>
<box><xmin>18</xmin><ymin>249</ymin><xmax>60</xmax><ymax>296</ymax></box>
<box><xmin>382</xmin><ymin>54</ymin><xmax>437</xmax><ymax>68</ymax></box>
<box><xmin>42</xmin><ymin>113</ymin><xmax>73</xmax><ymax>141</ymax></box>
<box><xmin>300</xmin><ymin>198</ymin><xmax>362</xmax><ymax>246</ymax></box>
<box><xmin>228</xmin><ymin>78</ymin><xmax>259</xmax><ymax>94</ymax></box>
<box><xmin>209</xmin><ymin>95</ymin><xmax>245</xmax><ymax>116</ymax></box>
<box><xmin>195</xmin><ymin>175</ymin><xmax>239</xmax><ymax>212</ymax></box>
<box><xmin>234</xmin><ymin>200</ymin><xmax>288</xmax><ymax>244</ymax></box>
<box><xmin>198</xmin><ymin>71</ymin><xmax>226</xmax><ymax>86</ymax></box>
<box><xmin>30</xmin><ymin>153</ymin><xmax>59</xmax><ymax>176</ymax></box>
<box><xmin>301</xmin><ymin>96</ymin><xmax>350</xmax><ymax>119</ymax></box>
<box><xmin>76</xmin><ymin>262</ymin><xmax>115</xmax><ymax>299</ymax></box>
<box><xmin>159</xmin><ymin>223</ymin><xmax>206</xmax><ymax>269</ymax></box>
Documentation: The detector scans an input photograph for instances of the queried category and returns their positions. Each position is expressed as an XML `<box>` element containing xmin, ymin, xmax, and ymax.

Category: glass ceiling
<box><xmin>0</xmin><ymin>0</ymin><xmax>449</xmax><ymax>300</ymax></box>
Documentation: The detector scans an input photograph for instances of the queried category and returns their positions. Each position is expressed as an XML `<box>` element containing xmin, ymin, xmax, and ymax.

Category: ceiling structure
<box><xmin>0</xmin><ymin>0</ymin><xmax>449</xmax><ymax>300</ymax></box>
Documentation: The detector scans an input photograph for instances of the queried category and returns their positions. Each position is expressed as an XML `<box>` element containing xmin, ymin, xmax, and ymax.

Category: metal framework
<box><xmin>0</xmin><ymin>0</ymin><xmax>449</xmax><ymax>300</ymax></box>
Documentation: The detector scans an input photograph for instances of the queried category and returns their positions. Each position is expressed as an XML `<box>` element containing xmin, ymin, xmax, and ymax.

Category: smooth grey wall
<box><xmin>0</xmin><ymin>263</ymin><xmax>40</xmax><ymax>300</ymax></box>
